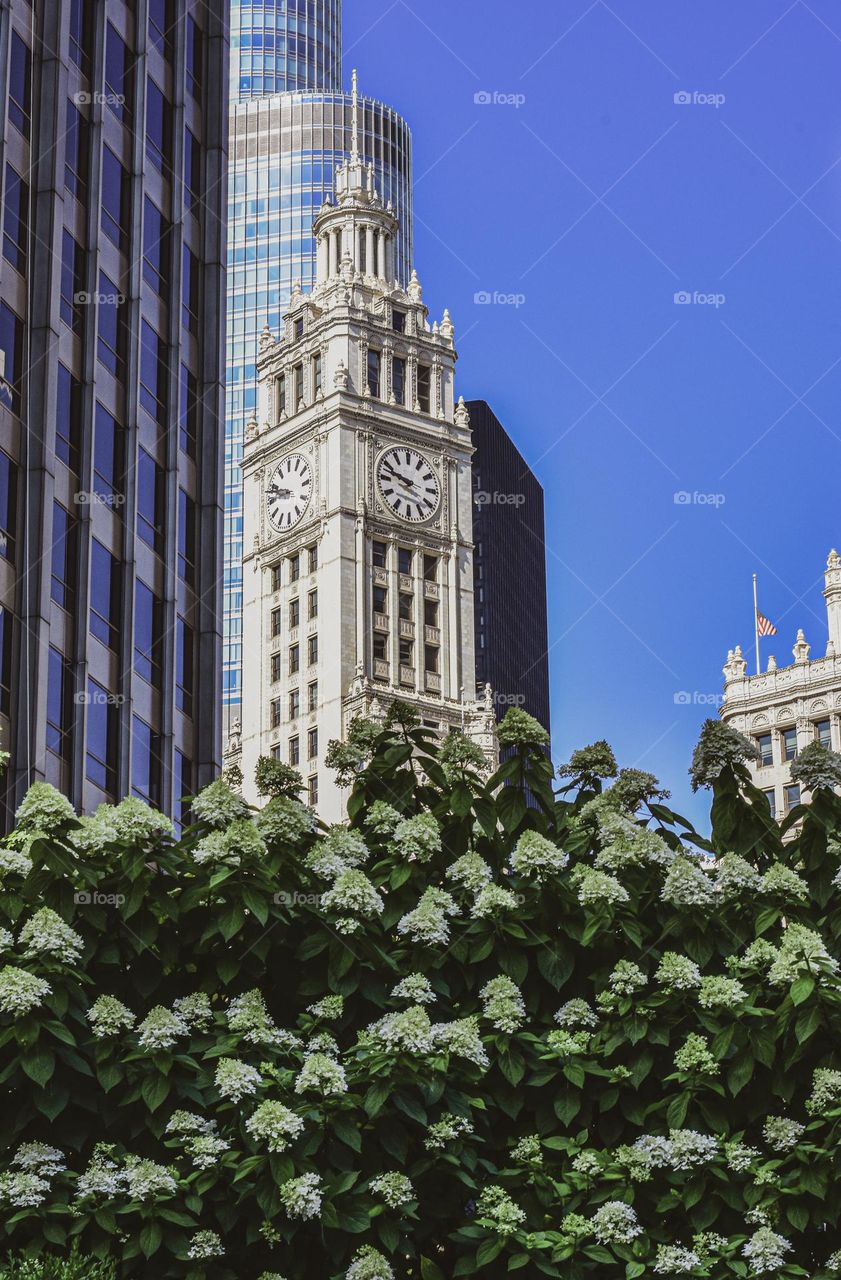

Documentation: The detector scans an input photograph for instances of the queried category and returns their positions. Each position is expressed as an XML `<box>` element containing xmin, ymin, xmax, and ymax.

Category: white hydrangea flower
<box><xmin>715</xmin><ymin>852</ymin><xmax>763</xmax><ymax>898</ymax></box>
<box><xmin>12</xmin><ymin>1143</ymin><xmax>65</xmax><ymax>1176</ymax></box>
<box><xmin>656</xmin><ymin>952</ymin><xmax>702</xmax><ymax>991</ymax></box>
<box><xmin>725</xmin><ymin>1141</ymin><xmax>759</xmax><ymax>1172</ymax></box>
<box><xmin>394</xmin><ymin>812</ymin><xmax>441</xmax><ymax>862</ymax></box>
<box><xmin>308</xmin><ymin>994</ymin><xmax>344</xmax><ymax>1019</ymax></box>
<box><xmin>75</xmin><ymin>1146</ymin><xmax>126</xmax><ymax>1199</ymax></box>
<box><xmin>165</xmin><ymin>1112</ymin><xmax>230</xmax><ymax>1169</ymax></box>
<box><xmin>763</xmin><ymin>1116</ymin><xmax>804</xmax><ymax>1151</ymax></box>
<box><xmin>571</xmin><ymin>865</ymin><xmax>629</xmax><ymax>906</ymax></box>
<box><xmin>546</xmin><ymin>1029</ymin><xmax>591</xmax><ymax>1057</ymax></box>
<box><xmin>123</xmin><ymin>1155</ymin><xmax>178</xmax><ymax>1201</ymax></box>
<box><xmin>510</xmin><ymin>830</ymin><xmax>568</xmax><ymax>881</ymax></box>
<box><xmin>92</xmin><ymin>797</ymin><xmax>174</xmax><ymax>844</ymax></box>
<box><xmin>191</xmin><ymin>779</ymin><xmax>250</xmax><ymax>828</ymax></box>
<box><xmin>0</xmin><ymin>1171</ymin><xmax>51</xmax><ymax>1206</ymax></box>
<box><xmin>476</xmin><ymin>1185</ymin><xmax>526</xmax><ymax>1235</ymax></box>
<box><xmin>321</xmin><ymin>869</ymin><xmax>384</xmax><ymax>918</ymax></box>
<box><xmin>294</xmin><ymin>1051</ymin><xmax>347</xmax><ymax>1096</ymax></box>
<box><xmin>826</xmin><ymin>1251</ymin><xmax>841</xmax><ymax>1274</ymax></box>
<box><xmin>446</xmin><ymin>851</ymin><xmax>493</xmax><ymax>892</ymax></box>
<box><xmin>369</xmin><ymin>1171</ymin><xmax>415</xmax><ymax>1208</ymax></box>
<box><xmin>0</xmin><ymin>965</ymin><xmax>52</xmax><ymax>1015</ymax></box>
<box><xmin>608</xmin><ymin>960</ymin><xmax>647</xmax><ymax>995</ymax></box>
<box><xmin>307</xmin><ymin>1031</ymin><xmax>340</xmax><ymax>1057</ymax></box>
<box><xmin>306</xmin><ymin>827</ymin><xmax>369</xmax><ymax>881</ymax></box>
<box><xmin>194</xmin><ymin>820</ymin><xmax>267</xmax><ymax>868</ymax></box>
<box><xmin>555</xmin><ymin>998</ymin><xmax>599</xmax><ymax>1029</ymax></box>
<box><xmin>246</xmin><ymin>1100</ymin><xmax>305</xmax><ymax>1152</ymax></box>
<box><xmin>653</xmin><ymin>1245</ymin><xmax>702</xmax><ymax>1274</ymax></box>
<box><xmin>391</xmin><ymin>973</ymin><xmax>435</xmax><ymax>1004</ymax></box>
<box><xmin>346</xmin><ymin>1246</ymin><xmax>394</xmax><ymax>1280</ymax></box>
<box><xmin>698</xmin><ymin>974</ymin><xmax>747</xmax><ymax>1009</ymax></box>
<box><xmin>15</xmin><ymin>782</ymin><xmax>76</xmax><ymax>832</ymax></box>
<box><xmin>137</xmin><ymin>1005</ymin><xmax>188</xmax><ymax>1051</ymax></box>
<box><xmin>364</xmin><ymin>801</ymin><xmax>402</xmax><ymax>835</ymax></box>
<box><xmin>367</xmin><ymin>1005</ymin><xmax>434</xmax><ymax>1055</ymax></box>
<box><xmin>424</xmin><ymin>1113</ymin><xmax>473</xmax><ymax>1150</ymax></box>
<box><xmin>761</xmin><ymin>863</ymin><xmax>809</xmax><ymax>901</ymax></box>
<box><xmin>215</xmin><ymin>1057</ymin><xmax>262</xmax><ymax>1102</ymax></box>
<box><xmin>480</xmin><ymin>975</ymin><xmax>526</xmax><ymax>1033</ymax></box>
<box><xmin>0</xmin><ymin>847</ymin><xmax>33</xmax><ymax>880</ymax></box>
<box><xmin>173</xmin><ymin>992</ymin><xmax>214</xmax><ymax>1030</ymax></box>
<box><xmin>87</xmin><ymin>995</ymin><xmax>136</xmax><ymax>1038</ymax></box>
<box><xmin>226</xmin><ymin>989</ymin><xmax>282</xmax><ymax>1045</ymax></box>
<box><xmin>256</xmin><ymin>795</ymin><xmax>317</xmax><ymax>844</ymax></box>
<box><xmin>470</xmin><ymin>884</ymin><xmax>519</xmax><ymax>918</ymax></box>
<box><xmin>279</xmin><ymin>1171</ymin><xmax>322</xmax><ymax>1219</ymax></box>
<box><xmin>591</xmin><ymin>1200</ymin><xmax>641</xmax><ymax>1244</ymax></box>
<box><xmin>572</xmin><ymin>1150</ymin><xmax>601</xmax><ymax>1178</ymax></box>
<box><xmin>806</xmin><ymin>1067</ymin><xmax>841</xmax><ymax>1114</ymax></box>
<box><xmin>768</xmin><ymin>925</ymin><xmax>838</xmax><ymax>987</ymax></box>
<box><xmin>667</xmin><ymin>1129</ymin><xmax>718</xmax><ymax>1170</ymax></box>
<box><xmin>187</xmin><ymin>1230</ymin><xmax>225</xmax><ymax>1259</ymax></box>
<box><xmin>432</xmin><ymin>1015</ymin><xmax>489</xmax><ymax>1068</ymax></box>
<box><xmin>661</xmin><ymin>856</ymin><xmax>716</xmax><ymax>907</ymax></box>
<box><xmin>511</xmin><ymin>1135</ymin><xmax>543</xmax><ymax>1166</ymax></box>
<box><xmin>397</xmin><ymin>887</ymin><xmax>458</xmax><ymax>946</ymax></box>
<box><xmin>19</xmin><ymin>907</ymin><xmax>83</xmax><ymax>965</ymax></box>
<box><xmin>674</xmin><ymin>1034</ymin><xmax>719</xmax><ymax>1076</ymax></box>
<box><xmin>742</xmin><ymin>1228</ymin><xmax>792</xmax><ymax>1275</ymax></box>
<box><xmin>595</xmin><ymin>824</ymin><xmax>674</xmax><ymax>871</ymax></box>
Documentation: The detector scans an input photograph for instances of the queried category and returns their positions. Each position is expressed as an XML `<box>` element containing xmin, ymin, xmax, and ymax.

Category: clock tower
<box><xmin>236</xmin><ymin>75</ymin><xmax>497</xmax><ymax>818</ymax></box>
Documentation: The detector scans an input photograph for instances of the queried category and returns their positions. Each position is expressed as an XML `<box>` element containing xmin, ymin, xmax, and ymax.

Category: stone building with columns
<box><xmin>233</xmin><ymin>91</ymin><xmax>497</xmax><ymax>818</ymax></box>
<box><xmin>720</xmin><ymin>549</ymin><xmax>841</xmax><ymax>819</ymax></box>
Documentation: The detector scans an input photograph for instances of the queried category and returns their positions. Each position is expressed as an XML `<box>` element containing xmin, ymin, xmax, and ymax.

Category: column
<box><xmin>389</xmin><ymin>538</ymin><xmax>400</xmax><ymax>686</ymax></box>
<box><xmin>356</xmin><ymin>515</ymin><xmax>366</xmax><ymax>678</ymax></box>
<box><xmin>328</xmin><ymin>230</ymin><xmax>338</xmax><ymax>277</ymax></box>
<box><xmin>366</xmin><ymin>225</ymin><xmax>375</xmax><ymax>278</ymax></box>
<box><xmin>377</xmin><ymin>231</ymin><xmax>386</xmax><ymax>280</ymax></box>
<box><xmin>414</xmin><ymin>545</ymin><xmax>425</xmax><ymax>694</ymax></box>
<box><xmin>317</xmin><ymin>235</ymin><xmax>329</xmax><ymax>282</ymax></box>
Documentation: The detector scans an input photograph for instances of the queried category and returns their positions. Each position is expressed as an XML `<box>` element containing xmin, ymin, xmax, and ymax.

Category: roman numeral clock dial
<box><xmin>265</xmin><ymin>454</ymin><xmax>312</xmax><ymax>531</ymax></box>
<box><xmin>377</xmin><ymin>447</ymin><xmax>440</xmax><ymax>523</ymax></box>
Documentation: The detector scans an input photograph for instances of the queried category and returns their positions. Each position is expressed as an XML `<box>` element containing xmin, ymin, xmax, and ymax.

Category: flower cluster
<box><xmin>294</xmin><ymin>1052</ymin><xmax>347</xmax><ymax>1096</ymax></box>
<box><xmin>123</xmin><ymin>1156</ymin><xmax>178</xmax><ymax>1201</ymax></box>
<box><xmin>15</xmin><ymin>782</ymin><xmax>77</xmax><ymax>833</ymax></box>
<box><xmin>306</xmin><ymin>827</ymin><xmax>369</xmax><ymax>880</ymax></box>
<box><xmin>256</xmin><ymin>795</ymin><xmax>317</xmax><ymax>845</ymax></box>
<box><xmin>689</xmin><ymin>720</ymin><xmax>759</xmax><ymax>789</ymax></box>
<box><xmin>0</xmin><ymin>965</ymin><xmax>52</xmax><ymax>1015</ymax></box>
<box><xmin>470</xmin><ymin>884</ymin><xmax>519</xmax><ymax>918</ymax></box>
<box><xmin>742</xmin><ymin>1228</ymin><xmax>793</xmax><ymax>1275</ymax></box>
<box><xmin>173</xmin><ymin>992</ymin><xmax>214</xmax><ymax>1031</ymax></box>
<box><xmin>308</xmin><ymin>994</ymin><xmax>344</xmax><ymax>1019</ymax></box>
<box><xmin>432</xmin><ymin>1015</ymin><xmax>489</xmax><ymax>1067</ymax></box>
<box><xmin>763</xmin><ymin>1116</ymin><xmax>804</xmax><ymax>1151</ymax></box>
<box><xmin>761</xmin><ymin>862</ymin><xmax>808</xmax><ymax>901</ymax></box>
<box><xmin>546</xmin><ymin>1028</ymin><xmax>591</xmax><ymax>1056</ymax></box>
<box><xmin>768</xmin><ymin>924</ymin><xmax>838</xmax><ymax>987</ymax></box>
<box><xmin>653</xmin><ymin>1245</ymin><xmax>702</xmax><ymax>1274</ymax></box>
<box><xmin>698</xmin><ymin>974</ymin><xmax>747</xmax><ymax>1009</ymax></box>
<box><xmin>424</xmin><ymin>1113</ymin><xmax>473</xmax><ymax>1150</ymax></box>
<box><xmin>86</xmin><ymin>995</ymin><xmax>136</xmax><ymax>1038</ymax></box>
<box><xmin>191</xmin><ymin>779</ymin><xmax>250</xmax><ymax>828</ymax></box>
<box><xmin>725</xmin><ymin>1141</ymin><xmax>759</xmax><ymax>1173</ymax></box>
<box><xmin>321</xmin><ymin>869</ymin><xmax>384</xmax><ymax>921</ymax></box>
<box><xmin>656</xmin><ymin>951</ymin><xmax>702</xmax><ymax>991</ymax></box>
<box><xmin>369</xmin><ymin>1171</ymin><xmax>414</xmax><ymax>1208</ymax></box>
<box><xmin>346</xmin><ymin>1246</ymin><xmax>394</xmax><ymax>1280</ymax></box>
<box><xmin>674</xmin><ymin>1033</ymin><xmax>719</xmax><ymax>1076</ymax></box>
<box><xmin>511</xmin><ymin>1135</ymin><xmax>543</xmax><ymax>1166</ymax></box>
<box><xmin>806</xmin><ymin>1067</ymin><xmax>841</xmax><ymax>1115</ymax></box>
<box><xmin>366</xmin><ymin>1006</ymin><xmax>434</xmax><ymax>1055</ymax></box>
<box><xmin>397</xmin><ymin>887</ymin><xmax>458</xmax><ymax>946</ymax></box>
<box><xmin>480</xmin><ymin>975</ymin><xmax>526</xmax><ymax>1033</ymax></box>
<box><xmin>394</xmin><ymin>812</ymin><xmax>441</xmax><ymax>862</ymax></box>
<box><xmin>215</xmin><ymin>1057</ymin><xmax>262</xmax><ymax>1102</ymax></box>
<box><xmin>607</xmin><ymin>960</ymin><xmax>647</xmax><ymax>995</ymax></box>
<box><xmin>187</xmin><ymin>1230</ymin><xmax>224</xmax><ymax>1260</ymax></box>
<box><xmin>591</xmin><ymin>1200</ymin><xmax>641</xmax><ymax>1244</ymax></box>
<box><xmin>510</xmin><ymin>831</ymin><xmax>568</xmax><ymax>881</ymax></box>
<box><xmin>571</xmin><ymin>865</ymin><xmax>629</xmax><ymax>906</ymax></box>
<box><xmin>165</xmin><ymin>1112</ymin><xmax>229</xmax><ymax>1169</ymax></box>
<box><xmin>661</xmin><ymin>856</ymin><xmax>715</xmax><ymax>907</ymax></box>
<box><xmin>555</xmin><ymin>998</ymin><xmax>599</xmax><ymax>1029</ymax></box>
<box><xmin>279</xmin><ymin>1172</ymin><xmax>322</xmax><ymax>1220</ymax></box>
<box><xmin>715</xmin><ymin>852</ymin><xmax>762</xmax><ymax>897</ymax></box>
<box><xmin>193</xmin><ymin>819</ymin><xmax>267</xmax><ymax>868</ymax></box>
<box><xmin>391</xmin><ymin>973</ymin><xmax>435</xmax><ymax>1004</ymax></box>
<box><xmin>446</xmin><ymin>851</ymin><xmax>493</xmax><ymax>892</ymax></box>
<box><xmin>19</xmin><ymin>907</ymin><xmax>83</xmax><ymax>964</ymax></box>
<box><xmin>476</xmin><ymin>1186</ymin><xmax>526</xmax><ymax>1236</ymax></box>
<box><xmin>245</xmin><ymin>1100</ymin><xmax>305</xmax><ymax>1153</ymax></box>
<box><xmin>226</xmin><ymin>989</ymin><xmax>290</xmax><ymax>1046</ymax></box>
<box><xmin>137</xmin><ymin>1005</ymin><xmax>188</xmax><ymax>1051</ymax></box>
<box><xmin>364</xmin><ymin>801</ymin><xmax>402</xmax><ymax>835</ymax></box>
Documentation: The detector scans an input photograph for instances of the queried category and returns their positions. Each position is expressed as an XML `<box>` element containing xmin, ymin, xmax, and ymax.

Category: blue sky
<box><xmin>345</xmin><ymin>0</ymin><xmax>841</xmax><ymax>826</ymax></box>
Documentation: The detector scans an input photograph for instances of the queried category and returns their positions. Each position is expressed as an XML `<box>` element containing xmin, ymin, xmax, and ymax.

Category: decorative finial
<box><xmin>793</xmin><ymin>629</ymin><xmax>811</xmax><ymax>663</ymax></box>
<box><xmin>351</xmin><ymin>69</ymin><xmax>360</xmax><ymax>164</ymax></box>
<box><xmin>440</xmin><ymin>308</ymin><xmax>454</xmax><ymax>340</ymax></box>
<box><xmin>829</xmin><ymin>548</ymin><xmax>841</xmax><ymax>569</ymax></box>
<box><xmin>454</xmin><ymin>396</ymin><xmax>470</xmax><ymax>429</ymax></box>
<box><xmin>407</xmin><ymin>270</ymin><xmax>422</xmax><ymax>302</ymax></box>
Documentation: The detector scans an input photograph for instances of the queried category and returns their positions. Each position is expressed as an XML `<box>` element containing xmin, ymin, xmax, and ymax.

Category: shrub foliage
<box><xmin>1</xmin><ymin>713</ymin><xmax>841</xmax><ymax>1277</ymax></box>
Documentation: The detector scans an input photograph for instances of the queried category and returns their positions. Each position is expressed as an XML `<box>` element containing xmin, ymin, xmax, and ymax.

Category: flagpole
<box><xmin>753</xmin><ymin>573</ymin><xmax>760</xmax><ymax>675</ymax></box>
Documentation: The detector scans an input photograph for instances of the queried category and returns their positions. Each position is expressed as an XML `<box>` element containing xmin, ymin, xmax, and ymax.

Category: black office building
<box><xmin>469</xmin><ymin>400</ymin><xmax>551</xmax><ymax>739</ymax></box>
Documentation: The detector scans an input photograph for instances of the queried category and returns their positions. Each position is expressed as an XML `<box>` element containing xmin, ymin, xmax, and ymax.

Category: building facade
<box><xmin>720</xmin><ymin>549</ymin><xmax>841</xmax><ymax>819</ymax></box>
<box><xmin>234</xmin><ymin>136</ymin><xmax>496</xmax><ymax>818</ymax></box>
<box><xmin>224</xmin><ymin>76</ymin><xmax>413</xmax><ymax>728</ymax></box>
<box><xmin>230</xmin><ymin>0</ymin><xmax>342</xmax><ymax>98</ymax></box>
<box><xmin>0</xmin><ymin>0</ymin><xmax>228</xmax><ymax>826</ymax></box>
<box><xmin>469</xmin><ymin>400</ymin><xmax>550</xmax><ymax>737</ymax></box>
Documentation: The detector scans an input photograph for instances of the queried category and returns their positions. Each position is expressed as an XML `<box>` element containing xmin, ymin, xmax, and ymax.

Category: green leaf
<box><xmin>141</xmin><ymin>1073</ymin><xmax>170</xmax><ymax>1112</ymax></box>
<box><xmin>476</xmin><ymin>1238</ymin><xmax>504</xmax><ymax>1266</ymax></box>
<box><xmin>790</xmin><ymin>976</ymin><xmax>815</xmax><ymax>1006</ymax></box>
<box><xmin>421</xmin><ymin>1259</ymin><xmax>447</xmax><ymax>1280</ymax></box>
<box><xmin>140</xmin><ymin>1222</ymin><xmax>163</xmax><ymax>1257</ymax></box>
<box><xmin>22</xmin><ymin>1048</ymin><xmax>54</xmax><ymax>1087</ymax></box>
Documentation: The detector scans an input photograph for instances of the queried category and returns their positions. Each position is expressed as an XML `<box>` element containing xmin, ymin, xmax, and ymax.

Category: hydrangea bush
<box><xmin>1</xmin><ymin>711</ymin><xmax>841</xmax><ymax>1277</ymax></box>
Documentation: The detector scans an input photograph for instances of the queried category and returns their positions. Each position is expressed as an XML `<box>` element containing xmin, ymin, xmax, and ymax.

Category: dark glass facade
<box><xmin>0</xmin><ymin>0</ymin><xmax>229</xmax><ymax>826</ymax></box>
<box><xmin>469</xmin><ymin>400</ymin><xmax>551</xmax><ymax>739</ymax></box>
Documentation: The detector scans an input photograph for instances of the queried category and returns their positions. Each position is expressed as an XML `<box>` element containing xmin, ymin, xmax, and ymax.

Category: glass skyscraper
<box><xmin>231</xmin><ymin>0</ymin><xmax>343</xmax><ymax>96</ymax></box>
<box><xmin>224</xmin><ymin>5</ymin><xmax>413</xmax><ymax>726</ymax></box>
<box><xmin>0</xmin><ymin>0</ymin><xmax>229</xmax><ymax>828</ymax></box>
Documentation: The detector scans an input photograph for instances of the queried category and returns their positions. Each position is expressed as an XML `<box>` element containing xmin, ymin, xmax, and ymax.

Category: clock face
<box><xmin>377</xmin><ymin>447</ymin><xmax>440</xmax><ymax>523</ymax></box>
<box><xmin>266</xmin><ymin>454</ymin><xmax>312</xmax><ymax>531</ymax></box>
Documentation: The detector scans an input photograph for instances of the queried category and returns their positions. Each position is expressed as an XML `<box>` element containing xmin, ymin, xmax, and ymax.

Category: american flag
<box><xmin>756</xmin><ymin>610</ymin><xmax>777</xmax><ymax>637</ymax></box>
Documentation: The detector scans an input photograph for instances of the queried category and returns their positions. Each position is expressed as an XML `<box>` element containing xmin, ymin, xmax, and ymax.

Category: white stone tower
<box><xmin>236</xmin><ymin>74</ymin><xmax>497</xmax><ymax>818</ymax></box>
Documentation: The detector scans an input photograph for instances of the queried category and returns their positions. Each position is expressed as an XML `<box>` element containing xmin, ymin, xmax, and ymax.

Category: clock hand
<box><xmin>268</xmin><ymin>486</ymin><xmax>293</xmax><ymax>499</ymax></box>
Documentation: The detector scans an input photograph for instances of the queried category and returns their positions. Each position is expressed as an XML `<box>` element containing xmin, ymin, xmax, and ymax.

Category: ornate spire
<box><xmin>351</xmin><ymin>68</ymin><xmax>360</xmax><ymax>164</ymax></box>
